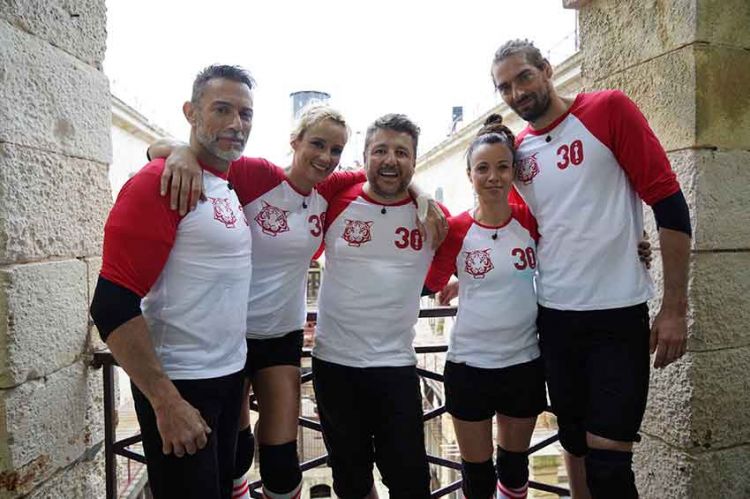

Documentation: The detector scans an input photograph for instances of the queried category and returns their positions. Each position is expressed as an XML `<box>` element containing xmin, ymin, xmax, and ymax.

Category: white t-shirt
<box><xmin>511</xmin><ymin>90</ymin><xmax>680</xmax><ymax>310</ymax></box>
<box><xmin>229</xmin><ymin>157</ymin><xmax>364</xmax><ymax>338</ymax></box>
<box><xmin>314</xmin><ymin>183</ymin><xmax>441</xmax><ymax>368</ymax></box>
<box><xmin>101</xmin><ymin>160</ymin><xmax>252</xmax><ymax>380</ymax></box>
<box><xmin>426</xmin><ymin>206</ymin><xmax>540</xmax><ymax>369</ymax></box>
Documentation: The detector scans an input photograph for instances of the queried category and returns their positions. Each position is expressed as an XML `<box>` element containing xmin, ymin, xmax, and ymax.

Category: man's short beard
<box><xmin>196</xmin><ymin>130</ymin><xmax>244</xmax><ymax>162</ymax></box>
<box><xmin>516</xmin><ymin>90</ymin><xmax>551</xmax><ymax>123</ymax></box>
<box><xmin>370</xmin><ymin>179</ymin><xmax>409</xmax><ymax>200</ymax></box>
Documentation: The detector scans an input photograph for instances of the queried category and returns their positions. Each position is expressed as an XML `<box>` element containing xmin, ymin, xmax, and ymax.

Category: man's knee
<box><xmin>461</xmin><ymin>459</ymin><xmax>496</xmax><ymax>499</ymax></box>
<box><xmin>558</xmin><ymin>423</ymin><xmax>588</xmax><ymax>457</ymax></box>
<box><xmin>258</xmin><ymin>441</ymin><xmax>302</xmax><ymax>495</ymax></box>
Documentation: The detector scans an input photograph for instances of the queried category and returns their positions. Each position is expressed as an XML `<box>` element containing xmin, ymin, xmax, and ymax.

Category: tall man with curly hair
<box><xmin>491</xmin><ymin>39</ymin><xmax>691</xmax><ymax>499</ymax></box>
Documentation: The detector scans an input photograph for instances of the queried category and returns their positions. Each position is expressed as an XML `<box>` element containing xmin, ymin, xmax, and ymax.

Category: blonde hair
<box><xmin>290</xmin><ymin>103</ymin><xmax>350</xmax><ymax>141</ymax></box>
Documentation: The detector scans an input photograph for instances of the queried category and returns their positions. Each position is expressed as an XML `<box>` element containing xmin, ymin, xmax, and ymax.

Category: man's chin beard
<box><xmin>517</xmin><ymin>94</ymin><xmax>551</xmax><ymax>123</ymax></box>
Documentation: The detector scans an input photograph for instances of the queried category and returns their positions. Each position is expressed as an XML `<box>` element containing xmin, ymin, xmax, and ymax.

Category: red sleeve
<box><xmin>575</xmin><ymin>91</ymin><xmax>680</xmax><ymax>205</ymax></box>
<box><xmin>100</xmin><ymin>160</ymin><xmax>183</xmax><ymax>297</ymax></box>
<box><xmin>511</xmin><ymin>203</ymin><xmax>539</xmax><ymax>243</ymax></box>
<box><xmin>424</xmin><ymin>211</ymin><xmax>472</xmax><ymax>292</ymax></box>
<box><xmin>316</xmin><ymin>168</ymin><xmax>368</xmax><ymax>202</ymax></box>
<box><xmin>228</xmin><ymin>156</ymin><xmax>286</xmax><ymax>206</ymax></box>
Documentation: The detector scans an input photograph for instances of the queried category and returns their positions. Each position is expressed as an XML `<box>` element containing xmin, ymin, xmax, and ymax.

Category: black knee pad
<box><xmin>585</xmin><ymin>449</ymin><xmax>637</xmax><ymax>499</ymax></box>
<box><xmin>234</xmin><ymin>426</ymin><xmax>255</xmax><ymax>478</ymax></box>
<box><xmin>495</xmin><ymin>447</ymin><xmax>529</xmax><ymax>490</ymax></box>
<box><xmin>461</xmin><ymin>459</ymin><xmax>496</xmax><ymax>499</ymax></box>
<box><xmin>558</xmin><ymin>423</ymin><xmax>588</xmax><ymax>457</ymax></box>
<box><xmin>259</xmin><ymin>441</ymin><xmax>302</xmax><ymax>494</ymax></box>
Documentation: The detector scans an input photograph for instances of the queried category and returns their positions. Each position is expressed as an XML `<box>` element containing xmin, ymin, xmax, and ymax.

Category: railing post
<box><xmin>103</xmin><ymin>360</ymin><xmax>117</xmax><ymax>499</ymax></box>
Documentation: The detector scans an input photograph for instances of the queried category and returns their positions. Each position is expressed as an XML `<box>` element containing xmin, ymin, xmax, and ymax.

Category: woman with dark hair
<box><xmin>424</xmin><ymin>114</ymin><xmax>544</xmax><ymax>499</ymax></box>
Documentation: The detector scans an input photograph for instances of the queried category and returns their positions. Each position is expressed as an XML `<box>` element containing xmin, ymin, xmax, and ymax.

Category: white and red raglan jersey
<box><xmin>100</xmin><ymin>159</ymin><xmax>252</xmax><ymax>380</ymax></box>
<box><xmin>510</xmin><ymin>90</ymin><xmax>680</xmax><ymax>311</ymax></box>
<box><xmin>314</xmin><ymin>183</ymin><xmax>442</xmax><ymax>368</ymax></box>
<box><xmin>425</xmin><ymin>205</ymin><xmax>540</xmax><ymax>369</ymax></box>
<box><xmin>228</xmin><ymin>157</ymin><xmax>365</xmax><ymax>338</ymax></box>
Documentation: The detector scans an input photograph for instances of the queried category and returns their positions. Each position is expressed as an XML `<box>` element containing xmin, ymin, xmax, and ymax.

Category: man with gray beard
<box><xmin>90</xmin><ymin>65</ymin><xmax>254</xmax><ymax>499</ymax></box>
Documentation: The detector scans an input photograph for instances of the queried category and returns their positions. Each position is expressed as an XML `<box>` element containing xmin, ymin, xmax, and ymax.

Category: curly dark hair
<box><xmin>492</xmin><ymin>38</ymin><xmax>547</xmax><ymax>70</ymax></box>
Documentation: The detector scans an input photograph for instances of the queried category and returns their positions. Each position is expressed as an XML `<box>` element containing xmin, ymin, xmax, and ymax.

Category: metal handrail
<box><xmin>92</xmin><ymin>306</ymin><xmax>570</xmax><ymax>498</ymax></box>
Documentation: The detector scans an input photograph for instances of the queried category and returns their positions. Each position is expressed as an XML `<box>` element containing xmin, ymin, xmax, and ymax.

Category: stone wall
<box><xmin>0</xmin><ymin>1</ymin><xmax>110</xmax><ymax>497</ymax></box>
<box><xmin>573</xmin><ymin>1</ymin><xmax>750</xmax><ymax>497</ymax></box>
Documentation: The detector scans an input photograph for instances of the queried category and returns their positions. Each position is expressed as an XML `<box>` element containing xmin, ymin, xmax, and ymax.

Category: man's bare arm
<box><xmin>650</xmin><ymin>228</ymin><xmax>690</xmax><ymax>368</ymax></box>
<box><xmin>106</xmin><ymin>316</ymin><xmax>211</xmax><ymax>456</ymax></box>
<box><xmin>148</xmin><ymin>139</ymin><xmax>203</xmax><ymax>215</ymax></box>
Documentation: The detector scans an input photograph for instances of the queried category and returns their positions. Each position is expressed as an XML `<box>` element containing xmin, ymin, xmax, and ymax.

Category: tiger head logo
<box><xmin>254</xmin><ymin>201</ymin><xmax>290</xmax><ymax>236</ymax></box>
<box><xmin>464</xmin><ymin>248</ymin><xmax>494</xmax><ymax>279</ymax></box>
<box><xmin>209</xmin><ymin>197</ymin><xmax>238</xmax><ymax>228</ymax></box>
<box><xmin>341</xmin><ymin>219</ymin><xmax>374</xmax><ymax>247</ymax></box>
<box><xmin>515</xmin><ymin>152</ymin><xmax>539</xmax><ymax>185</ymax></box>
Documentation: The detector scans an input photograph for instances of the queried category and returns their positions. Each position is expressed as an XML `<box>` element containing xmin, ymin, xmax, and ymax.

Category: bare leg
<box><xmin>563</xmin><ymin>451</ymin><xmax>591</xmax><ymax>499</ymax></box>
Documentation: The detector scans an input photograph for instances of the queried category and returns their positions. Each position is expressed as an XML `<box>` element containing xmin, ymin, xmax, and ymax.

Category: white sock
<box><xmin>232</xmin><ymin>477</ymin><xmax>250</xmax><ymax>499</ymax></box>
<box><xmin>496</xmin><ymin>480</ymin><xmax>528</xmax><ymax>499</ymax></box>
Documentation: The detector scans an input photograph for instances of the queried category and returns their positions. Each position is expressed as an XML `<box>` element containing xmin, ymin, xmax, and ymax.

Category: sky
<box><xmin>105</xmin><ymin>0</ymin><xmax>577</xmax><ymax>167</ymax></box>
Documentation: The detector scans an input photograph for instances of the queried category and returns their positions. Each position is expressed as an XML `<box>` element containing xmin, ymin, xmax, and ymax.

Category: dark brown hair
<box><xmin>465</xmin><ymin>114</ymin><xmax>516</xmax><ymax>170</ymax></box>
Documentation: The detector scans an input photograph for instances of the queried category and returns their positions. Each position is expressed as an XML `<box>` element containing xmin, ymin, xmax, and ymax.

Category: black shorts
<box><xmin>537</xmin><ymin>303</ymin><xmax>650</xmax><ymax>455</ymax></box>
<box><xmin>132</xmin><ymin>370</ymin><xmax>244</xmax><ymax>499</ymax></box>
<box><xmin>444</xmin><ymin>357</ymin><xmax>547</xmax><ymax>421</ymax></box>
<box><xmin>312</xmin><ymin>357</ymin><xmax>430</xmax><ymax>499</ymax></box>
<box><xmin>244</xmin><ymin>330</ymin><xmax>303</xmax><ymax>377</ymax></box>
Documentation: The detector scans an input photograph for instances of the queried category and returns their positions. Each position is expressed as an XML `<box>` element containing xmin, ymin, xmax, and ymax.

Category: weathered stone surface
<box><xmin>0</xmin><ymin>20</ymin><xmax>111</xmax><ymax>164</ymax></box>
<box><xmin>0</xmin><ymin>0</ymin><xmax>106</xmax><ymax>68</ymax></box>
<box><xmin>0</xmin><ymin>260</ymin><xmax>88</xmax><ymax>388</ymax></box>
<box><xmin>586</xmin><ymin>45</ymin><xmax>696</xmax><ymax>152</ymax></box>
<box><xmin>690</xmin><ymin>253</ymin><xmax>750</xmax><ymax>351</ymax></box>
<box><xmin>644</xmin><ymin>345</ymin><xmax>750</xmax><ymax>450</ymax></box>
<box><xmin>643</xmin><ymin>148</ymin><xmax>750</xmax><ymax>250</ymax></box>
<box><xmin>635</xmin><ymin>434</ymin><xmax>750</xmax><ymax>498</ymax></box>
<box><xmin>697</xmin><ymin>0</ymin><xmax>750</xmax><ymax>49</ymax></box>
<box><xmin>25</xmin><ymin>451</ymin><xmax>105</xmax><ymax>499</ymax></box>
<box><xmin>0</xmin><ymin>143</ymin><xmax>110</xmax><ymax>264</ymax></box>
<box><xmin>0</xmin><ymin>361</ymin><xmax>104</xmax><ymax>497</ymax></box>
<box><xmin>84</xmin><ymin>257</ymin><xmax>105</xmax><ymax>351</ymax></box>
<box><xmin>579</xmin><ymin>0</ymin><xmax>697</xmax><ymax>80</ymax></box>
<box><xmin>695</xmin><ymin>45</ymin><xmax>750</xmax><ymax>150</ymax></box>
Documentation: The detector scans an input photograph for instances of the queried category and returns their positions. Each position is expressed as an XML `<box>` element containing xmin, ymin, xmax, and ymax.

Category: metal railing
<box><xmin>92</xmin><ymin>307</ymin><xmax>570</xmax><ymax>498</ymax></box>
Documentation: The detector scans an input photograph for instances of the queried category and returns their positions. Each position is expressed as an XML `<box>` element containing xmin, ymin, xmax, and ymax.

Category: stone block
<box><xmin>0</xmin><ymin>143</ymin><xmax>110</xmax><ymax>264</ymax></box>
<box><xmin>0</xmin><ymin>259</ymin><xmax>88</xmax><ymax>388</ymax></box>
<box><xmin>643</xmin><ymin>148</ymin><xmax>750</xmax><ymax>250</ymax></box>
<box><xmin>587</xmin><ymin>45</ymin><xmax>696</xmax><ymax>152</ymax></box>
<box><xmin>579</xmin><ymin>0</ymin><xmax>697</xmax><ymax>80</ymax></box>
<box><xmin>689</xmin><ymin>253</ymin><xmax>750</xmax><ymax>351</ymax></box>
<box><xmin>0</xmin><ymin>361</ymin><xmax>103</xmax><ymax>497</ymax></box>
<box><xmin>0</xmin><ymin>0</ymin><xmax>107</xmax><ymax>68</ymax></box>
<box><xmin>25</xmin><ymin>451</ymin><xmax>105</xmax><ymax>499</ymax></box>
<box><xmin>0</xmin><ymin>19</ymin><xmax>111</xmax><ymax>164</ymax></box>
<box><xmin>84</xmin><ymin>257</ymin><xmax>105</xmax><ymax>351</ymax></box>
<box><xmin>643</xmin><ymin>345</ymin><xmax>750</xmax><ymax>451</ymax></box>
<box><xmin>697</xmin><ymin>0</ymin><xmax>750</xmax><ymax>49</ymax></box>
<box><xmin>635</xmin><ymin>434</ymin><xmax>750</xmax><ymax>498</ymax></box>
<box><xmin>695</xmin><ymin>45</ymin><xmax>750</xmax><ymax>150</ymax></box>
